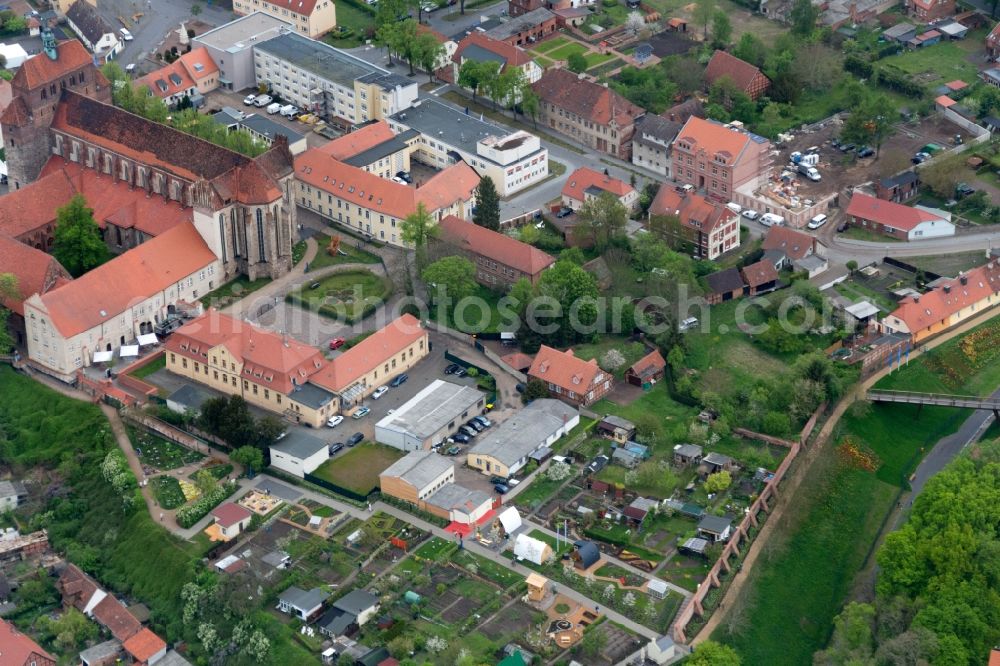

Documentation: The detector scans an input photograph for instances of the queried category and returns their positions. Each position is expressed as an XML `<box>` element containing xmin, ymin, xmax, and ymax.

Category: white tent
<box><xmin>513</xmin><ymin>534</ymin><xmax>552</xmax><ymax>565</ymax></box>
<box><xmin>92</xmin><ymin>350</ymin><xmax>113</xmax><ymax>363</ymax></box>
<box><xmin>497</xmin><ymin>506</ymin><xmax>522</xmax><ymax>536</ymax></box>
<box><xmin>137</xmin><ymin>333</ymin><xmax>159</xmax><ymax>346</ymax></box>
<box><xmin>119</xmin><ymin>345</ymin><xmax>139</xmax><ymax>358</ymax></box>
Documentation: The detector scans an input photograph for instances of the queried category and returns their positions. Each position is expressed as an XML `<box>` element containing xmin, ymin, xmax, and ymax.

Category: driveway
<box><xmin>97</xmin><ymin>0</ymin><xmax>235</xmax><ymax>65</ymax></box>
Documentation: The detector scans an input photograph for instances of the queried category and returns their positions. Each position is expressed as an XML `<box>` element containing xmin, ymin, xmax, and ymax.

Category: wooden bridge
<box><xmin>868</xmin><ymin>389</ymin><xmax>1000</xmax><ymax>413</ymax></box>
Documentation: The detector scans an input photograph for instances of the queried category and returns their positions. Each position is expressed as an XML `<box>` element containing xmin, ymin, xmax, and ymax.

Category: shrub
<box><xmin>176</xmin><ymin>482</ymin><xmax>237</xmax><ymax>528</ymax></box>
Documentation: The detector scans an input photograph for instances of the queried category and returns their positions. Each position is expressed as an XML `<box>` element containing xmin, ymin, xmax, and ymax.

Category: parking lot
<box><xmin>777</xmin><ymin>114</ymin><xmax>973</xmax><ymax>198</ymax></box>
<box><xmin>202</xmin><ymin>88</ymin><xmax>339</xmax><ymax>151</ymax></box>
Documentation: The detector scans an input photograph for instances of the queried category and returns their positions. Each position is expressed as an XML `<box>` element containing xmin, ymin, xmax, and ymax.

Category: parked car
<box><xmin>329</xmin><ymin>443</ymin><xmax>344</xmax><ymax>455</ymax></box>
<box><xmin>329</xmin><ymin>337</ymin><xmax>346</xmax><ymax>350</ymax></box>
<box><xmin>515</xmin><ymin>383</ymin><xmax>526</xmax><ymax>394</ymax></box>
<box><xmin>280</xmin><ymin>104</ymin><xmax>300</xmax><ymax>118</ymax></box>
<box><xmin>741</xmin><ymin>209</ymin><xmax>759</xmax><ymax>221</ymax></box>
<box><xmin>857</xmin><ymin>146</ymin><xmax>875</xmax><ymax>158</ymax></box>
<box><xmin>493</xmin><ymin>483</ymin><xmax>509</xmax><ymax>495</ymax></box>
<box><xmin>759</xmin><ymin>213</ymin><xmax>785</xmax><ymax>227</ymax></box>
<box><xmin>120</xmin><ymin>27</ymin><xmax>133</xmax><ymax>41</ymax></box>
<box><xmin>807</xmin><ymin>213</ymin><xmax>829</xmax><ymax>230</ymax></box>
<box><xmin>556</xmin><ymin>207</ymin><xmax>573</xmax><ymax>218</ymax></box>
<box><xmin>253</xmin><ymin>95</ymin><xmax>273</xmax><ymax>107</ymax></box>
<box><xmin>352</xmin><ymin>406</ymin><xmax>371</xmax><ymax>419</ymax></box>
<box><xmin>371</xmin><ymin>386</ymin><xmax>389</xmax><ymax>400</ymax></box>
<box><xmin>266</xmin><ymin>102</ymin><xmax>282</xmax><ymax>114</ymax></box>
<box><xmin>797</xmin><ymin>164</ymin><xmax>821</xmax><ymax>182</ymax></box>
<box><xmin>839</xmin><ymin>143</ymin><xmax>856</xmax><ymax>153</ymax></box>
<box><xmin>454</xmin><ymin>367</ymin><xmax>468</xmax><ymax>378</ymax></box>
<box><xmin>347</xmin><ymin>432</ymin><xmax>364</xmax><ymax>446</ymax></box>
<box><xmin>586</xmin><ymin>454</ymin><xmax>609</xmax><ymax>474</ymax></box>
<box><xmin>450</xmin><ymin>433</ymin><xmax>471</xmax><ymax>444</ymax></box>
<box><xmin>490</xmin><ymin>475</ymin><xmax>507</xmax><ymax>485</ymax></box>
<box><xmin>244</xmin><ymin>93</ymin><xmax>259</xmax><ymax>105</ymax></box>
<box><xmin>466</xmin><ymin>419</ymin><xmax>485</xmax><ymax>432</ymax></box>
<box><xmin>912</xmin><ymin>151</ymin><xmax>930</xmax><ymax>164</ymax></box>
<box><xmin>389</xmin><ymin>373</ymin><xmax>408</xmax><ymax>387</ymax></box>
<box><xmin>125</xmin><ymin>63</ymin><xmax>137</xmax><ymax>74</ymax></box>
<box><xmin>326</xmin><ymin>415</ymin><xmax>344</xmax><ymax>428</ymax></box>
<box><xmin>444</xmin><ymin>363</ymin><xmax>461</xmax><ymax>375</ymax></box>
<box><xmin>459</xmin><ymin>425</ymin><xmax>478</xmax><ymax>438</ymax></box>
<box><xmin>446</xmin><ymin>445</ymin><xmax>462</xmax><ymax>455</ymax></box>
<box><xmin>472</xmin><ymin>415</ymin><xmax>492</xmax><ymax>428</ymax></box>
<box><xmin>395</xmin><ymin>171</ymin><xmax>412</xmax><ymax>183</ymax></box>
<box><xmin>508</xmin><ymin>478</ymin><xmax>520</xmax><ymax>486</ymax></box>
<box><xmin>956</xmin><ymin>182</ymin><xmax>975</xmax><ymax>197</ymax></box>
<box><xmin>679</xmin><ymin>316</ymin><xmax>699</xmax><ymax>331</ymax></box>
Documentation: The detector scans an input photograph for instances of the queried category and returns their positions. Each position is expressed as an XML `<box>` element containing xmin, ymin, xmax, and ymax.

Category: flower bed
<box><xmin>176</xmin><ymin>482</ymin><xmax>238</xmax><ymax>528</ymax></box>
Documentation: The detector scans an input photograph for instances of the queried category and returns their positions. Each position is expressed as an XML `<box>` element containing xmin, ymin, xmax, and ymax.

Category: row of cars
<box><xmin>243</xmin><ymin>93</ymin><xmax>301</xmax><ymax>118</ymax></box>
<box><xmin>439</xmin><ymin>414</ymin><xmax>493</xmax><ymax>452</ymax></box>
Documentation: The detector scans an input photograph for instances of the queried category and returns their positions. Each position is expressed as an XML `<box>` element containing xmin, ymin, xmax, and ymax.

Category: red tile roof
<box><xmin>741</xmin><ymin>259</ymin><xmax>779</xmax><ymax>288</ymax></box>
<box><xmin>627</xmin><ymin>349</ymin><xmax>665</xmax><ymax>380</ymax></box>
<box><xmin>935</xmin><ymin>94</ymin><xmax>957</xmax><ymax>108</ymax></box>
<box><xmin>0</xmin><ymin>167</ymin><xmax>77</xmax><ymax>239</ymax></box>
<box><xmin>649</xmin><ymin>187</ymin><xmax>734</xmax><ymax>233</ymax></box>
<box><xmin>92</xmin><ymin>595</ymin><xmax>143</xmax><ymax>642</ymax></box>
<box><xmin>14</xmin><ymin>39</ymin><xmax>93</xmax><ymax>90</ymax></box>
<box><xmin>35</xmin><ymin>221</ymin><xmax>216</xmax><ymax>338</ymax></box>
<box><xmin>0</xmin><ymin>234</ymin><xmax>69</xmax><ymax>315</ymax></box>
<box><xmin>528</xmin><ymin>345</ymin><xmax>604</xmax><ymax>395</ymax></box>
<box><xmin>532</xmin><ymin>68</ymin><xmax>644</xmax><ymax>128</ymax></box>
<box><xmin>990</xmin><ymin>648</ymin><xmax>1000</xmax><ymax>666</ymax></box>
<box><xmin>211</xmin><ymin>502</ymin><xmax>253</xmax><ymax>528</ymax></box>
<box><xmin>945</xmin><ymin>79</ymin><xmax>968</xmax><ymax>91</ymax></box>
<box><xmin>438</xmin><ymin>215</ymin><xmax>554</xmax><ymax>277</ymax></box>
<box><xmin>845</xmin><ymin>192</ymin><xmax>944</xmax><ymax>232</ymax></box>
<box><xmin>166</xmin><ymin>310</ymin><xmax>327</xmax><ymax>394</ymax></box>
<box><xmin>260</xmin><ymin>0</ymin><xmax>320</xmax><ymax>15</ymax></box>
<box><xmin>295</xmin><ymin>151</ymin><xmax>479</xmax><ymax>220</ymax></box>
<box><xmin>561</xmin><ymin>167</ymin><xmax>634</xmax><ymax>203</ymax></box>
<box><xmin>888</xmin><ymin>262</ymin><xmax>1000</xmax><ymax>334</ymax></box>
<box><xmin>311</xmin><ymin>314</ymin><xmax>426</xmax><ymax>392</ymax></box>
<box><xmin>674</xmin><ymin>116</ymin><xmax>754</xmax><ymax>162</ymax></box>
<box><xmin>500</xmin><ymin>351</ymin><xmax>535</xmax><ymax>371</ymax></box>
<box><xmin>453</xmin><ymin>33</ymin><xmax>533</xmax><ymax>69</ymax></box>
<box><xmin>58</xmin><ymin>564</ymin><xmax>99</xmax><ymax>609</ymax></box>
<box><xmin>0</xmin><ymin>619</ymin><xmax>54</xmax><ymax>664</ymax></box>
<box><xmin>122</xmin><ymin>627</ymin><xmax>166</xmax><ymax>663</ymax></box>
<box><xmin>136</xmin><ymin>47</ymin><xmax>218</xmax><ymax>100</ymax></box>
<box><xmin>704</xmin><ymin>50</ymin><xmax>768</xmax><ymax>95</ymax></box>
<box><xmin>318</xmin><ymin>121</ymin><xmax>396</xmax><ymax>160</ymax></box>
<box><xmin>761</xmin><ymin>226</ymin><xmax>816</xmax><ymax>261</ymax></box>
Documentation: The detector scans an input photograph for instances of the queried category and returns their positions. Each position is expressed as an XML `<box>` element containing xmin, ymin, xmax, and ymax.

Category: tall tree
<box><xmin>0</xmin><ymin>274</ymin><xmax>18</xmax><ymax>354</ymax></box>
<box><xmin>567</xmin><ymin>51</ymin><xmax>588</xmax><ymax>73</ymax></box>
<box><xmin>536</xmin><ymin>260</ymin><xmax>600</xmax><ymax>345</ymax></box>
<box><xmin>52</xmin><ymin>195</ymin><xmax>109</xmax><ymax>277</ymax></box>
<box><xmin>401</xmin><ymin>202</ymin><xmax>438</xmax><ymax>267</ymax></box>
<box><xmin>789</xmin><ymin>0</ymin><xmax>819</xmax><ymax>36</ymax></box>
<box><xmin>231</xmin><ymin>446</ymin><xmax>263</xmax><ymax>476</ymax></box>
<box><xmin>693</xmin><ymin>0</ymin><xmax>716</xmax><ymax>40</ymax></box>
<box><xmin>687</xmin><ymin>640</ymin><xmax>741</xmax><ymax>665</ymax></box>
<box><xmin>711</xmin><ymin>9</ymin><xmax>732</xmax><ymax>49</ymax></box>
<box><xmin>472</xmin><ymin>176</ymin><xmax>500</xmax><ymax>231</ymax></box>
<box><xmin>458</xmin><ymin>60</ymin><xmax>496</xmax><ymax>102</ymax></box>
<box><xmin>520</xmin><ymin>85</ymin><xmax>540</xmax><ymax>127</ymax></box>
<box><xmin>422</xmin><ymin>256</ymin><xmax>477</xmax><ymax>303</ymax></box>
<box><xmin>574</xmin><ymin>191</ymin><xmax>628</xmax><ymax>252</ymax></box>
<box><xmin>732</xmin><ymin>32</ymin><xmax>768</xmax><ymax>67</ymax></box>
<box><xmin>414</xmin><ymin>30</ymin><xmax>445</xmax><ymax>82</ymax></box>
<box><xmin>840</xmin><ymin>92</ymin><xmax>896</xmax><ymax>156</ymax></box>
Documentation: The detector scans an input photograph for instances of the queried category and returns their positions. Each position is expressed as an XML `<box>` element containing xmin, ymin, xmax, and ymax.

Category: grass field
<box><xmin>572</xmin><ymin>337</ymin><xmax>649</xmax><ymax>379</ymax></box>
<box><xmin>531</xmin><ymin>36</ymin><xmax>571</xmax><ymax>53</ymax></box>
<box><xmin>151</xmin><ymin>476</ymin><xmax>187</xmax><ymax>509</ymax></box>
<box><xmin>286</xmin><ymin>269</ymin><xmax>390</xmax><ymax>321</ymax></box>
<box><xmin>130</xmin><ymin>355</ymin><xmax>165</xmax><ymax>380</ymax></box>
<box><xmin>591</xmin><ymin>383</ymin><xmax>696</xmax><ymax>429</ymax></box>
<box><xmin>203</xmin><ymin>275</ymin><xmax>272</xmax><ymax>308</ymax></box>
<box><xmin>323</xmin><ymin>0</ymin><xmax>374</xmax><ymax>48</ymax></box>
<box><xmin>311</xmin><ymin>442</ymin><xmax>404</xmax><ymax>495</ymax></box>
<box><xmin>903</xmin><ymin>251</ymin><xmax>988</xmax><ymax>277</ymax></box>
<box><xmin>878</xmin><ymin>40</ymin><xmax>980</xmax><ymax>93</ymax></box>
<box><xmin>431</xmin><ymin>283</ymin><xmax>505</xmax><ymax>333</ymax></box>
<box><xmin>308</xmin><ymin>234</ymin><xmax>382</xmax><ymax>270</ymax></box>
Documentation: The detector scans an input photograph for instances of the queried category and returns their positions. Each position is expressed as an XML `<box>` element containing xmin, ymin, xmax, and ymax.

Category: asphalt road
<box><xmin>96</xmin><ymin>0</ymin><xmax>234</xmax><ymax>66</ymax></box>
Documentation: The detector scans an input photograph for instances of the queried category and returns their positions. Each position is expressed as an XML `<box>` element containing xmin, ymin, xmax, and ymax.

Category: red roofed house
<box><xmin>845</xmin><ymin>192</ymin><xmax>955</xmax><ymax>241</ymax></box>
<box><xmin>0</xmin><ymin>234</ymin><xmax>70</xmax><ymax>347</ymax></box>
<box><xmin>232</xmin><ymin>0</ymin><xmax>337</xmax><ymax>38</ymax></box>
<box><xmin>122</xmin><ymin>628</ymin><xmax>167</xmax><ymax>665</ymax></box>
<box><xmin>527</xmin><ymin>345</ymin><xmax>613</xmax><ymax>407</ymax></box>
<box><xmin>24</xmin><ymin>221</ymin><xmax>220</xmax><ymax>382</ymax></box>
<box><xmin>561</xmin><ymin>167</ymin><xmax>639</xmax><ymax>212</ymax></box>
<box><xmin>990</xmin><ymin>647</ymin><xmax>1000</xmax><ymax>666</ymax></box>
<box><xmin>741</xmin><ymin>258</ymin><xmax>780</xmax><ymax>296</ymax></box>
<box><xmin>532</xmin><ymin>68</ymin><xmax>645</xmax><ymax>160</ymax></box>
<box><xmin>135</xmin><ymin>46</ymin><xmax>220</xmax><ymax>108</ymax></box>
<box><xmin>294</xmin><ymin>150</ymin><xmax>479</xmax><ymax>247</ymax></box>
<box><xmin>166</xmin><ymin>310</ymin><xmax>334</xmax><ymax>427</ymax></box>
<box><xmin>905</xmin><ymin>0</ymin><xmax>954</xmax><ymax>22</ymax></box>
<box><xmin>704</xmin><ymin>50</ymin><xmax>771</xmax><ymax>100</ymax></box>
<box><xmin>761</xmin><ymin>225</ymin><xmax>827</xmax><ymax>275</ymax></box>
<box><xmin>0</xmin><ymin>619</ymin><xmax>55</xmax><ymax>666</ymax></box>
<box><xmin>452</xmin><ymin>33</ymin><xmax>542</xmax><ymax>90</ymax></box>
<box><xmin>671</xmin><ymin>116</ymin><xmax>772</xmax><ymax>202</ymax></box>
<box><xmin>988</xmin><ymin>22</ymin><xmax>1000</xmax><ymax>59</ymax></box>
<box><xmin>648</xmin><ymin>186</ymin><xmax>741</xmax><ymax>260</ymax></box>
<box><xmin>211</xmin><ymin>502</ymin><xmax>254</xmax><ymax>540</ymax></box>
<box><xmin>880</xmin><ymin>261</ymin><xmax>1000</xmax><ymax>343</ymax></box>
<box><xmin>437</xmin><ymin>215</ymin><xmax>555</xmax><ymax>287</ymax></box>
<box><xmin>482</xmin><ymin>7</ymin><xmax>558</xmax><ymax>46</ymax></box>
<box><xmin>316</xmin><ymin>120</ymin><xmax>411</xmax><ymax>178</ymax></box>
<box><xmin>625</xmin><ymin>349</ymin><xmax>666</xmax><ymax>387</ymax></box>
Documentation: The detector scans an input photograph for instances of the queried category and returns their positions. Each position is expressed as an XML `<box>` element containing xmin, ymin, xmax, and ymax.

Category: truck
<box><xmin>797</xmin><ymin>163</ymin><xmax>821</xmax><ymax>181</ymax></box>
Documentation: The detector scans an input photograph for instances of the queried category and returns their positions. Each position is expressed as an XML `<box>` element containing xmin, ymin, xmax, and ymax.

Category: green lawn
<box><xmin>534</xmin><ymin>56</ymin><xmax>555</xmax><ymax>69</ymax></box>
<box><xmin>833</xmin><ymin>279</ymin><xmax>896</xmax><ymax>313</ymax></box>
<box><xmin>151</xmin><ymin>476</ymin><xmax>187</xmax><ymax>509</ymax></box>
<box><xmin>203</xmin><ymin>275</ymin><xmax>272</xmax><ymax>308</ymax></box>
<box><xmin>308</xmin><ymin>233</ymin><xmax>382</xmax><ymax>270</ymax></box>
<box><xmin>547</xmin><ymin>42</ymin><xmax>588</xmax><ymax>61</ymax></box>
<box><xmin>514</xmin><ymin>472</ymin><xmax>573</xmax><ymax>509</ymax></box>
<box><xmin>130</xmin><ymin>355</ymin><xmax>165</xmax><ymax>380</ymax></box>
<box><xmin>414</xmin><ymin>536</ymin><xmax>456</xmax><ymax>561</ymax></box>
<box><xmin>584</xmin><ymin>51</ymin><xmax>617</xmax><ymax>68</ymax></box>
<box><xmin>452</xmin><ymin>549</ymin><xmax>523</xmax><ymax>588</ymax></box>
<box><xmin>591</xmin><ymin>384</ymin><xmax>697</xmax><ymax>431</ymax></box>
<box><xmin>839</xmin><ymin>226</ymin><xmax>899</xmax><ymax>242</ymax></box>
<box><xmin>571</xmin><ymin>337</ymin><xmax>650</xmax><ymax>379</ymax></box>
<box><xmin>878</xmin><ymin>40</ymin><xmax>980</xmax><ymax>92</ymax></box>
<box><xmin>431</xmin><ymin>283</ymin><xmax>505</xmax><ymax>333</ymax></box>
<box><xmin>285</xmin><ymin>269</ymin><xmax>390</xmax><ymax>322</ymax></box>
<box><xmin>322</xmin><ymin>0</ymin><xmax>375</xmax><ymax>48</ymax></box>
<box><xmin>531</xmin><ymin>35</ymin><xmax>571</xmax><ymax>54</ymax></box>
<box><xmin>903</xmin><ymin>251</ymin><xmax>988</xmax><ymax>278</ymax></box>
<box><xmin>310</xmin><ymin>442</ymin><xmax>404</xmax><ymax>495</ymax></box>
<box><xmin>188</xmin><ymin>464</ymin><xmax>233</xmax><ymax>481</ymax></box>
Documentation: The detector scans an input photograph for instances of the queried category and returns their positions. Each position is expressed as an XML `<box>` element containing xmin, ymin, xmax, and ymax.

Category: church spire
<box><xmin>42</xmin><ymin>27</ymin><xmax>57</xmax><ymax>60</ymax></box>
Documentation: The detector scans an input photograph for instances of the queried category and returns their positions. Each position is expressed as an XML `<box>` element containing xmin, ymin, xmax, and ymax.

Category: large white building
<box><xmin>253</xmin><ymin>32</ymin><xmax>418</xmax><ymax>128</ymax></box>
<box><xmin>269</xmin><ymin>432</ymin><xmax>330</xmax><ymax>477</ymax></box>
<box><xmin>375</xmin><ymin>380</ymin><xmax>485</xmax><ymax>451</ymax></box>
<box><xmin>388</xmin><ymin>98</ymin><xmax>548</xmax><ymax>197</ymax></box>
<box><xmin>232</xmin><ymin>0</ymin><xmax>337</xmax><ymax>38</ymax></box>
<box><xmin>193</xmin><ymin>12</ymin><xmax>292</xmax><ymax>92</ymax></box>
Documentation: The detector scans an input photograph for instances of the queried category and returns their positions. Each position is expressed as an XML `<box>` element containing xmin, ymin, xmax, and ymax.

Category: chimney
<box><xmin>943</xmin><ymin>285</ymin><xmax>951</xmax><ymax>294</ymax></box>
<box><xmin>960</xmin><ymin>275</ymin><xmax>968</xmax><ymax>285</ymax></box>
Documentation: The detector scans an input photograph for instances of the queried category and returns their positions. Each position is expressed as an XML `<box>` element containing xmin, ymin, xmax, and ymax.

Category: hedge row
<box><xmin>176</xmin><ymin>482</ymin><xmax>238</xmax><ymax>528</ymax></box>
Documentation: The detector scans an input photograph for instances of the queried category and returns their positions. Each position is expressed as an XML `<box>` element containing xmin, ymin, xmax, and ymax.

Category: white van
<box><xmin>725</xmin><ymin>202</ymin><xmax>742</xmax><ymax>215</ymax></box>
<box><xmin>679</xmin><ymin>316</ymin><xmax>699</xmax><ymax>331</ymax></box>
<box><xmin>253</xmin><ymin>95</ymin><xmax>273</xmax><ymax>107</ymax></box>
<box><xmin>807</xmin><ymin>213</ymin><xmax>828</xmax><ymax>230</ymax></box>
<box><xmin>119</xmin><ymin>27</ymin><xmax>133</xmax><ymax>41</ymax></box>
<box><xmin>266</xmin><ymin>102</ymin><xmax>282</xmax><ymax>114</ymax></box>
<box><xmin>280</xmin><ymin>104</ymin><xmax>300</xmax><ymax>118</ymax></box>
<box><xmin>760</xmin><ymin>213</ymin><xmax>785</xmax><ymax>227</ymax></box>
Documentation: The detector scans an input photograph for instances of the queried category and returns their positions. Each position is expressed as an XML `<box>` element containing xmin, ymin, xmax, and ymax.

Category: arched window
<box><xmin>256</xmin><ymin>209</ymin><xmax>266</xmax><ymax>262</ymax></box>
<box><xmin>218</xmin><ymin>214</ymin><xmax>227</xmax><ymax>263</ymax></box>
<box><xmin>231</xmin><ymin>209</ymin><xmax>240</xmax><ymax>257</ymax></box>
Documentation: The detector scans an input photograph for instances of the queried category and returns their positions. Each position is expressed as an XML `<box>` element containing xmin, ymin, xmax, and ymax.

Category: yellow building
<box><xmin>232</xmin><ymin>0</ymin><xmax>336</xmax><ymax>38</ymax></box>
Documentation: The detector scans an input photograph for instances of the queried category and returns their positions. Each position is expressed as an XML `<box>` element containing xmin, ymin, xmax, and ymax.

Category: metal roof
<box><xmin>375</xmin><ymin>379</ymin><xmax>484</xmax><ymax>440</ymax></box>
<box><xmin>468</xmin><ymin>399</ymin><xmax>577</xmax><ymax>467</ymax></box>
<box><xmin>270</xmin><ymin>431</ymin><xmax>328</xmax><ymax>460</ymax></box>
<box><xmin>379</xmin><ymin>450</ymin><xmax>453</xmax><ymax>490</ymax></box>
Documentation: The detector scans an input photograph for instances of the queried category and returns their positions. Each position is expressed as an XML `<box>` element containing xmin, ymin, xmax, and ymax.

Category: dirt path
<box><xmin>694</xmin><ymin>305</ymin><xmax>1000</xmax><ymax>643</ymax></box>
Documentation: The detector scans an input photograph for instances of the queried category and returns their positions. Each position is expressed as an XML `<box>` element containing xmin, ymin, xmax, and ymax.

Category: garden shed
<box><xmin>513</xmin><ymin>534</ymin><xmax>553</xmax><ymax>565</ymax></box>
